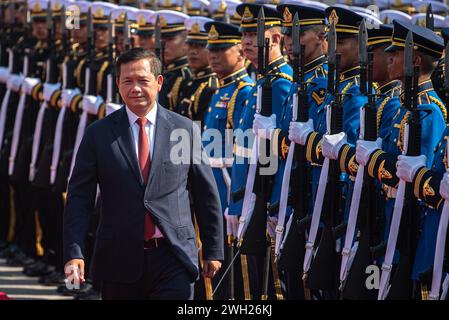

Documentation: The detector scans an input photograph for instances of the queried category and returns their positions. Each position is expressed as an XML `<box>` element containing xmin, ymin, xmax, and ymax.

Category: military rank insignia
<box><xmin>312</xmin><ymin>88</ymin><xmax>325</xmax><ymax>106</ymax></box>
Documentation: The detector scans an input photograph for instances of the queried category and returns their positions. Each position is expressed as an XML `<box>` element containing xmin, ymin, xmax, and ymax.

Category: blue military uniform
<box><xmin>228</xmin><ymin>3</ymin><xmax>293</xmax><ymax>217</ymax></box>
<box><xmin>365</xmin><ymin>21</ymin><xmax>447</xmax><ymax>280</ymax></box>
<box><xmin>202</xmin><ymin>21</ymin><xmax>254</xmax><ymax>214</ymax></box>
<box><xmin>268</xmin><ymin>3</ymin><xmax>330</xmax><ymax>217</ymax></box>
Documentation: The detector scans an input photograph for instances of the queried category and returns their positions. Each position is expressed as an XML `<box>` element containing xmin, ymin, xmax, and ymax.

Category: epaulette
<box><xmin>227</xmin><ymin>81</ymin><xmax>253</xmax><ymax>128</ymax></box>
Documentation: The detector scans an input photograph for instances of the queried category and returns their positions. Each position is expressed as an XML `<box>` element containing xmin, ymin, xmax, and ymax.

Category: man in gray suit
<box><xmin>63</xmin><ymin>48</ymin><xmax>224</xmax><ymax>300</ymax></box>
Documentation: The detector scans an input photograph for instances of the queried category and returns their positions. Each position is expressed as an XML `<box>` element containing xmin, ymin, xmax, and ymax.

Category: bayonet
<box><xmin>124</xmin><ymin>12</ymin><xmax>130</xmax><ymax>51</ymax></box>
<box><xmin>155</xmin><ymin>15</ymin><xmax>161</xmax><ymax>59</ymax></box>
<box><xmin>426</xmin><ymin>3</ymin><xmax>434</xmax><ymax>30</ymax></box>
<box><xmin>359</xmin><ymin>19</ymin><xmax>368</xmax><ymax>95</ymax></box>
<box><xmin>257</xmin><ymin>7</ymin><xmax>265</xmax><ymax>76</ymax></box>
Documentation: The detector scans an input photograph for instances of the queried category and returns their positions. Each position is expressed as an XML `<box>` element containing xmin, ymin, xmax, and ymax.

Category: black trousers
<box><xmin>101</xmin><ymin>245</ymin><xmax>195</xmax><ymax>300</ymax></box>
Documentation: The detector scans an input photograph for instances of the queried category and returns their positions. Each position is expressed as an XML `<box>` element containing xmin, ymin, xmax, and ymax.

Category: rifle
<box><xmin>154</xmin><ymin>15</ymin><xmax>162</xmax><ymax>64</ymax></box>
<box><xmin>85</xmin><ymin>7</ymin><xmax>95</xmax><ymax>96</ymax></box>
<box><xmin>275</xmin><ymin>13</ymin><xmax>309</xmax><ymax>299</ymax></box>
<box><xmin>124</xmin><ymin>13</ymin><xmax>130</xmax><ymax>51</ymax></box>
<box><xmin>378</xmin><ymin>31</ymin><xmax>421</xmax><ymax>300</ymax></box>
<box><xmin>303</xmin><ymin>20</ymin><xmax>343</xmax><ymax>293</ymax></box>
<box><xmin>340</xmin><ymin>19</ymin><xmax>379</xmax><ymax>299</ymax></box>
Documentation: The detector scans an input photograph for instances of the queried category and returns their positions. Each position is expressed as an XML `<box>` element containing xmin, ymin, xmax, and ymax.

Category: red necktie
<box><xmin>136</xmin><ymin>117</ymin><xmax>156</xmax><ymax>240</ymax></box>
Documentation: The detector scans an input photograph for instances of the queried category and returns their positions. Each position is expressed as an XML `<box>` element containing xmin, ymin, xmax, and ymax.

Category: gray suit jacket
<box><xmin>63</xmin><ymin>105</ymin><xmax>224</xmax><ymax>283</ymax></box>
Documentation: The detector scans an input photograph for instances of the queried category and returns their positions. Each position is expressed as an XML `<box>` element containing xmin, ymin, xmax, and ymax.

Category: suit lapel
<box><xmin>147</xmin><ymin>105</ymin><xmax>171</xmax><ymax>190</ymax></box>
<box><xmin>112</xmin><ymin>107</ymin><xmax>144</xmax><ymax>186</ymax></box>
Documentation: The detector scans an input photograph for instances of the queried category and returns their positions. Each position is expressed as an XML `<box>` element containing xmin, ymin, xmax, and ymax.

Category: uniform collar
<box><xmin>256</xmin><ymin>56</ymin><xmax>287</xmax><ymax>80</ymax></box>
<box><xmin>417</xmin><ymin>79</ymin><xmax>434</xmax><ymax>94</ymax></box>
<box><xmin>305</xmin><ymin>55</ymin><xmax>326</xmax><ymax>74</ymax></box>
<box><xmin>219</xmin><ymin>68</ymin><xmax>249</xmax><ymax>87</ymax></box>
<box><xmin>379</xmin><ymin>80</ymin><xmax>401</xmax><ymax>96</ymax></box>
<box><xmin>339</xmin><ymin>66</ymin><xmax>360</xmax><ymax>82</ymax></box>
<box><xmin>193</xmin><ymin>67</ymin><xmax>215</xmax><ymax>80</ymax></box>
<box><xmin>165</xmin><ymin>56</ymin><xmax>189</xmax><ymax>72</ymax></box>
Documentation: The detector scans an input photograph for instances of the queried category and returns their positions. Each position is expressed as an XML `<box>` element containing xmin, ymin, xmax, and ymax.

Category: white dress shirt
<box><xmin>125</xmin><ymin>102</ymin><xmax>163</xmax><ymax>238</ymax></box>
<box><xmin>125</xmin><ymin>102</ymin><xmax>157</xmax><ymax>161</ymax></box>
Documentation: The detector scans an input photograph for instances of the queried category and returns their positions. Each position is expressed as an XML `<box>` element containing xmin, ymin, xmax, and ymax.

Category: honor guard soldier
<box><xmin>287</xmin><ymin>6</ymin><xmax>370</xmax><ymax>299</ymax></box>
<box><xmin>112</xmin><ymin>5</ymin><xmax>139</xmax><ymax>55</ymax></box>
<box><xmin>135</xmin><ymin>8</ymin><xmax>155</xmax><ymax>51</ymax></box>
<box><xmin>320</xmin><ymin>21</ymin><xmax>403</xmax><ymax>300</ymax></box>
<box><xmin>150</xmin><ymin>10</ymin><xmax>191</xmax><ymax>112</ymax></box>
<box><xmin>157</xmin><ymin>0</ymin><xmax>184</xmax><ymax>12</ymax></box>
<box><xmin>25</xmin><ymin>0</ymin><xmax>71</xmax><ymax>284</ymax></box>
<box><xmin>355</xmin><ymin>20</ymin><xmax>446</xmax><ymax>299</ymax></box>
<box><xmin>185</xmin><ymin>0</ymin><xmax>210</xmax><ymax>17</ymax></box>
<box><xmin>252</xmin><ymin>2</ymin><xmax>329</xmax><ymax>299</ymax></box>
<box><xmin>201</xmin><ymin>21</ymin><xmax>253</xmax><ymax>300</ymax></box>
<box><xmin>208</xmin><ymin>0</ymin><xmax>241</xmax><ymax>24</ymax></box>
<box><xmin>0</xmin><ymin>0</ymin><xmax>33</xmax><ymax>265</ymax></box>
<box><xmin>228</xmin><ymin>2</ymin><xmax>292</xmax><ymax>299</ymax></box>
<box><xmin>178</xmin><ymin>16</ymin><xmax>218</xmax><ymax>121</ymax></box>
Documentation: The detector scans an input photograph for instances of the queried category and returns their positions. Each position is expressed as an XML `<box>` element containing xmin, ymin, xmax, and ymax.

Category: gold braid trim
<box><xmin>227</xmin><ymin>82</ymin><xmax>252</xmax><ymax>128</ymax></box>
<box><xmin>193</xmin><ymin>81</ymin><xmax>208</xmax><ymax>116</ymax></box>
<box><xmin>75</xmin><ymin>58</ymin><xmax>86</xmax><ymax>88</ymax></box>
<box><xmin>169</xmin><ymin>76</ymin><xmax>183</xmax><ymax>111</ymax></box>
<box><xmin>398</xmin><ymin>111</ymin><xmax>411</xmax><ymax>152</ymax></box>
<box><xmin>414</xmin><ymin>167</ymin><xmax>429</xmax><ymax>199</ymax></box>
<box><xmin>377</xmin><ymin>96</ymin><xmax>391</xmax><ymax>131</ymax></box>
<box><xmin>341</xmin><ymin>81</ymin><xmax>354</xmax><ymax>102</ymax></box>
<box><xmin>339</xmin><ymin>144</ymin><xmax>351</xmax><ymax>173</ymax></box>
<box><xmin>97</xmin><ymin>61</ymin><xmax>109</xmax><ymax>96</ymax></box>
<box><xmin>429</xmin><ymin>95</ymin><xmax>447</xmax><ymax>123</ymax></box>
<box><xmin>97</xmin><ymin>102</ymin><xmax>106</xmax><ymax>119</ymax></box>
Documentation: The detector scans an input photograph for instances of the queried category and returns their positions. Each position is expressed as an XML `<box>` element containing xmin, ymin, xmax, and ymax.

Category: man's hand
<box><xmin>202</xmin><ymin>260</ymin><xmax>222</xmax><ymax>279</ymax></box>
<box><xmin>64</xmin><ymin>259</ymin><xmax>85</xmax><ymax>286</ymax></box>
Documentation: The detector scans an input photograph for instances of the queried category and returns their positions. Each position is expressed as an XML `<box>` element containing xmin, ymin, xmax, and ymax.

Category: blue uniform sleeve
<box><xmin>419</xmin><ymin>103</ymin><xmax>446</xmax><ymax>167</ymax></box>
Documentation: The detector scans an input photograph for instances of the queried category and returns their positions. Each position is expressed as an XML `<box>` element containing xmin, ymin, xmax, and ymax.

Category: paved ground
<box><xmin>0</xmin><ymin>258</ymin><xmax>72</xmax><ymax>300</ymax></box>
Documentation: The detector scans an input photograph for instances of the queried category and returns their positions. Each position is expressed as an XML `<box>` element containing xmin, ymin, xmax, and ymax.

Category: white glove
<box><xmin>253</xmin><ymin>114</ymin><xmax>276</xmax><ymax>140</ymax></box>
<box><xmin>439</xmin><ymin>172</ymin><xmax>449</xmax><ymax>201</ymax></box>
<box><xmin>355</xmin><ymin>137</ymin><xmax>382</xmax><ymax>166</ymax></box>
<box><xmin>322</xmin><ymin>132</ymin><xmax>347</xmax><ymax>160</ymax></box>
<box><xmin>6</xmin><ymin>74</ymin><xmax>24</xmax><ymax>92</ymax></box>
<box><xmin>288</xmin><ymin>119</ymin><xmax>314</xmax><ymax>146</ymax></box>
<box><xmin>61</xmin><ymin>88</ymin><xmax>81</xmax><ymax>107</ymax></box>
<box><xmin>267</xmin><ymin>215</ymin><xmax>278</xmax><ymax>239</ymax></box>
<box><xmin>0</xmin><ymin>67</ymin><xmax>10</xmax><ymax>83</ymax></box>
<box><xmin>82</xmin><ymin>95</ymin><xmax>104</xmax><ymax>115</ymax></box>
<box><xmin>224</xmin><ymin>209</ymin><xmax>239</xmax><ymax>237</ymax></box>
<box><xmin>106</xmin><ymin>102</ymin><xmax>122</xmax><ymax>116</ymax></box>
<box><xmin>21</xmin><ymin>77</ymin><xmax>41</xmax><ymax>95</ymax></box>
<box><xmin>43</xmin><ymin>82</ymin><xmax>61</xmax><ymax>102</ymax></box>
<box><xmin>396</xmin><ymin>154</ymin><xmax>427</xmax><ymax>183</ymax></box>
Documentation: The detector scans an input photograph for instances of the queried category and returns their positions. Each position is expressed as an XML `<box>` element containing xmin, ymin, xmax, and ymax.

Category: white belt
<box><xmin>50</xmin><ymin>88</ymin><xmax>81</xmax><ymax>184</ymax></box>
<box><xmin>0</xmin><ymin>88</ymin><xmax>11</xmax><ymax>151</ymax></box>
<box><xmin>209</xmin><ymin>157</ymin><xmax>233</xmax><ymax>168</ymax></box>
<box><xmin>8</xmin><ymin>91</ymin><xmax>27</xmax><ymax>176</ymax></box>
<box><xmin>29</xmin><ymin>101</ymin><xmax>49</xmax><ymax>182</ymax></box>
<box><xmin>340</xmin><ymin>164</ymin><xmax>365</xmax><ymax>285</ymax></box>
